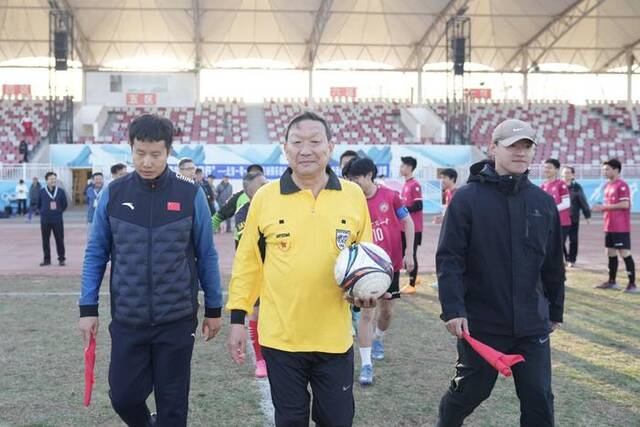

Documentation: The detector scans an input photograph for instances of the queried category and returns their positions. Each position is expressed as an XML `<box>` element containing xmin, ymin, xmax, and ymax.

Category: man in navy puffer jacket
<box><xmin>78</xmin><ymin>114</ymin><xmax>223</xmax><ymax>427</ymax></box>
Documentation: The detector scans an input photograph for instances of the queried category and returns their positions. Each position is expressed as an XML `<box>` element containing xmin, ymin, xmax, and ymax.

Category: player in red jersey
<box><xmin>433</xmin><ymin>168</ymin><xmax>458</xmax><ymax>225</ymax></box>
<box><xmin>541</xmin><ymin>159</ymin><xmax>572</xmax><ymax>262</ymax></box>
<box><xmin>343</xmin><ymin>157</ymin><xmax>415</xmax><ymax>385</ymax></box>
<box><xmin>432</xmin><ymin>168</ymin><xmax>458</xmax><ymax>290</ymax></box>
<box><xmin>593</xmin><ymin>159</ymin><xmax>636</xmax><ymax>293</ymax></box>
<box><xmin>399</xmin><ymin>156</ymin><xmax>423</xmax><ymax>293</ymax></box>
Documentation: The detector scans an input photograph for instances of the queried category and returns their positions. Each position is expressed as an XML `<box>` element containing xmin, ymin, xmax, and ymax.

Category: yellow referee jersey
<box><xmin>226</xmin><ymin>167</ymin><xmax>372</xmax><ymax>353</ymax></box>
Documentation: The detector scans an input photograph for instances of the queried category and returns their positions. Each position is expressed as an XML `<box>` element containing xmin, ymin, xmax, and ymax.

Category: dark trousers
<box><xmin>40</xmin><ymin>222</ymin><xmax>65</xmax><ymax>262</ymax></box>
<box><xmin>564</xmin><ymin>222</ymin><xmax>580</xmax><ymax>263</ymax></box>
<box><xmin>262</xmin><ymin>346</ymin><xmax>355</xmax><ymax>427</ymax></box>
<box><xmin>437</xmin><ymin>333</ymin><xmax>554</xmax><ymax>427</ymax></box>
<box><xmin>17</xmin><ymin>199</ymin><xmax>27</xmax><ymax>215</ymax></box>
<box><xmin>109</xmin><ymin>318</ymin><xmax>197</xmax><ymax>427</ymax></box>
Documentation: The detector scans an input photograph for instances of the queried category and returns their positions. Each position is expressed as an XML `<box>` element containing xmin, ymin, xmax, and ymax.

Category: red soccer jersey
<box><xmin>367</xmin><ymin>185</ymin><xmax>406</xmax><ymax>271</ymax></box>
<box><xmin>541</xmin><ymin>179</ymin><xmax>571</xmax><ymax>227</ymax></box>
<box><xmin>401</xmin><ymin>178</ymin><xmax>423</xmax><ymax>232</ymax></box>
<box><xmin>445</xmin><ymin>187</ymin><xmax>457</xmax><ymax>207</ymax></box>
<box><xmin>603</xmin><ymin>179</ymin><xmax>631</xmax><ymax>233</ymax></box>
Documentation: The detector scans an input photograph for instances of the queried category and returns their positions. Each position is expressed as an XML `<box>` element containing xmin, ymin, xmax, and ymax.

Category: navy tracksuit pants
<box><xmin>108</xmin><ymin>318</ymin><xmax>198</xmax><ymax>427</ymax></box>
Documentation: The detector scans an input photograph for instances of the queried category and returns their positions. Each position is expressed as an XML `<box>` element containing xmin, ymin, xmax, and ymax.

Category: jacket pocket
<box><xmin>525</xmin><ymin>210</ymin><xmax>550</xmax><ymax>257</ymax></box>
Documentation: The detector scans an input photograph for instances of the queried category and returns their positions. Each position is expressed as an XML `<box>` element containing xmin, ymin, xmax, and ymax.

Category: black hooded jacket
<box><xmin>436</xmin><ymin>160</ymin><xmax>565</xmax><ymax>337</ymax></box>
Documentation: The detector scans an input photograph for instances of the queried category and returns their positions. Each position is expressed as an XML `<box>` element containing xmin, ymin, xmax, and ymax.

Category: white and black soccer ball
<box><xmin>334</xmin><ymin>242</ymin><xmax>394</xmax><ymax>300</ymax></box>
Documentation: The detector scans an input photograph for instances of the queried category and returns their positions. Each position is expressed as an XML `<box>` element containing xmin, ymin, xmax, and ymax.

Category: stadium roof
<box><xmin>2</xmin><ymin>0</ymin><xmax>640</xmax><ymax>73</ymax></box>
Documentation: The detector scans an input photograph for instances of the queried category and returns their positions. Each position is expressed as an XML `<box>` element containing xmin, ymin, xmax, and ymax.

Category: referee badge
<box><xmin>335</xmin><ymin>229</ymin><xmax>350</xmax><ymax>250</ymax></box>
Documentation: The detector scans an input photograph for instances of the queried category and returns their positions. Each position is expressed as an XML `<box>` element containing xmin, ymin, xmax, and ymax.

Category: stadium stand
<box><xmin>2</xmin><ymin>98</ymin><xmax>640</xmax><ymax>167</ymax></box>
<box><xmin>264</xmin><ymin>99</ymin><xmax>418</xmax><ymax>145</ymax></box>
<box><xmin>0</xmin><ymin>97</ymin><xmax>49</xmax><ymax>164</ymax></box>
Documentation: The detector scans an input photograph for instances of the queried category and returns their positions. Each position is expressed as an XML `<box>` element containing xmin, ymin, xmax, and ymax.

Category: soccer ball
<box><xmin>335</xmin><ymin>242</ymin><xmax>393</xmax><ymax>300</ymax></box>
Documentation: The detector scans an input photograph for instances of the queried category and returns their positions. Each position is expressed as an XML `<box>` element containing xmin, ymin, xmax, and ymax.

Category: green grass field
<box><xmin>0</xmin><ymin>269</ymin><xmax>638</xmax><ymax>426</ymax></box>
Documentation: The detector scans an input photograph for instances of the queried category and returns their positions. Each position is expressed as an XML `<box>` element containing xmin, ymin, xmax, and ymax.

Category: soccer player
<box><xmin>400</xmin><ymin>156</ymin><xmax>423</xmax><ymax>293</ymax></box>
<box><xmin>433</xmin><ymin>168</ymin><xmax>458</xmax><ymax>225</ymax></box>
<box><xmin>339</xmin><ymin>149</ymin><xmax>358</xmax><ymax>171</ymax></box>
<box><xmin>593</xmin><ymin>159</ymin><xmax>636</xmax><ymax>293</ymax></box>
<box><xmin>431</xmin><ymin>168</ymin><xmax>458</xmax><ymax>290</ymax></box>
<box><xmin>234</xmin><ymin>170</ymin><xmax>268</xmax><ymax>378</ymax></box>
<box><xmin>227</xmin><ymin>112</ymin><xmax>373</xmax><ymax>426</ymax></box>
<box><xmin>343</xmin><ymin>157</ymin><xmax>414</xmax><ymax>386</ymax></box>
<box><xmin>339</xmin><ymin>149</ymin><xmax>361</xmax><ymax>335</ymax></box>
<box><xmin>110</xmin><ymin>163</ymin><xmax>128</xmax><ymax>180</ymax></box>
<box><xmin>561</xmin><ymin>166</ymin><xmax>591</xmax><ymax>267</ymax></box>
<box><xmin>211</xmin><ymin>164</ymin><xmax>264</xmax><ymax>235</ymax></box>
<box><xmin>541</xmin><ymin>158</ymin><xmax>572</xmax><ymax>262</ymax></box>
<box><xmin>436</xmin><ymin>119</ymin><xmax>565</xmax><ymax>426</ymax></box>
<box><xmin>78</xmin><ymin>114</ymin><xmax>223</xmax><ymax>426</ymax></box>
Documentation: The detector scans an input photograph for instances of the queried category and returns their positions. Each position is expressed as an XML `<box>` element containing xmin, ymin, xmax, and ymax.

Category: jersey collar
<box><xmin>280</xmin><ymin>166</ymin><xmax>342</xmax><ymax>194</ymax></box>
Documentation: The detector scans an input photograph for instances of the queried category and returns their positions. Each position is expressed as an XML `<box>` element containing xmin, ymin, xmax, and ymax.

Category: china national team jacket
<box><xmin>79</xmin><ymin>168</ymin><xmax>222</xmax><ymax>326</ymax></box>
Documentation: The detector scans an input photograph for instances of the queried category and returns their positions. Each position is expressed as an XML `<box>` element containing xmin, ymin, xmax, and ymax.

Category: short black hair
<box><xmin>110</xmin><ymin>163</ymin><xmax>126</xmax><ymax>175</ymax></box>
<box><xmin>563</xmin><ymin>165</ymin><xmax>575</xmax><ymax>174</ymax></box>
<box><xmin>545</xmin><ymin>158</ymin><xmax>561</xmax><ymax>170</ymax></box>
<box><xmin>340</xmin><ymin>150</ymin><xmax>358</xmax><ymax>163</ymax></box>
<box><xmin>19</xmin><ymin>179</ymin><xmax>24</xmax><ymax>184</ymax></box>
<box><xmin>195</xmin><ymin>168</ymin><xmax>203</xmax><ymax>174</ymax></box>
<box><xmin>178</xmin><ymin>157</ymin><xmax>194</xmax><ymax>168</ymax></box>
<box><xmin>284</xmin><ymin>111</ymin><xmax>331</xmax><ymax>142</ymax></box>
<box><xmin>247</xmin><ymin>164</ymin><xmax>264</xmax><ymax>174</ymax></box>
<box><xmin>128</xmin><ymin>114</ymin><xmax>173</xmax><ymax>150</ymax></box>
<box><xmin>91</xmin><ymin>172</ymin><xmax>103</xmax><ymax>179</ymax></box>
<box><xmin>440</xmin><ymin>168</ymin><xmax>458</xmax><ymax>183</ymax></box>
<box><xmin>343</xmin><ymin>157</ymin><xmax>377</xmax><ymax>181</ymax></box>
<box><xmin>603</xmin><ymin>158</ymin><xmax>622</xmax><ymax>172</ymax></box>
<box><xmin>45</xmin><ymin>171</ymin><xmax>56</xmax><ymax>180</ymax></box>
<box><xmin>401</xmin><ymin>156</ymin><xmax>417</xmax><ymax>171</ymax></box>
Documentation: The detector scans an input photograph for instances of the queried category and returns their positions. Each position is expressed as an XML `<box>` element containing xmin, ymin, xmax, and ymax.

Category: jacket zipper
<box><xmin>148</xmin><ymin>184</ymin><xmax>155</xmax><ymax>325</ymax></box>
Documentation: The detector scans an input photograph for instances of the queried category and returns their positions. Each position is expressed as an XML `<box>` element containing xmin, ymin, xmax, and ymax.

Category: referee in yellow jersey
<box><xmin>227</xmin><ymin>111</ymin><xmax>374</xmax><ymax>426</ymax></box>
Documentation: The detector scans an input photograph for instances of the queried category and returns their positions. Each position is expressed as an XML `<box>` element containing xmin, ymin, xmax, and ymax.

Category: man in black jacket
<box><xmin>561</xmin><ymin>166</ymin><xmax>591</xmax><ymax>267</ymax></box>
<box><xmin>436</xmin><ymin>119</ymin><xmax>565</xmax><ymax>427</ymax></box>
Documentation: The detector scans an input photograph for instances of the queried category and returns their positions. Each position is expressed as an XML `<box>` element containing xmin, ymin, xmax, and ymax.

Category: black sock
<box><xmin>608</xmin><ymin>256</ymin><xmax>618</xmax><ymax>283</ymax></box>
<box><xmin>623</xmin><ymin>256</ymin><xmax>636</xmax><ymax>285</ymax></box>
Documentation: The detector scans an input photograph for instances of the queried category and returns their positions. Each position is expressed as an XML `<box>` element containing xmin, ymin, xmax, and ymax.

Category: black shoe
<box><xmin>39</xmin><ymin>261</ymin><xmax>51</xmax><ymax>267</ymax></box>
<box><xmin>59</xmin><ymin>260</ymin><xmax>66</xmax><ymax>266</ymax></box>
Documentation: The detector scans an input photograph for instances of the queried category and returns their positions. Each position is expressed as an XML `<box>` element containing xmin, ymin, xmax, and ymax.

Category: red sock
<box><xmin>248</xmin><ymin>320</ymin><xmax>264</xmax><ymax>362</ymax></box>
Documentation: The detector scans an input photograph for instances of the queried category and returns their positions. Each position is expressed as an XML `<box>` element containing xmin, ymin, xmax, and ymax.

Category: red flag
<box><xmin>83</xmin><ymin>336</ymin><xmax>96</xmax><ymax>407</ymax></box>
<box><xmin>462</xmin><ymin>332</ymin><xmax>525</xmax><ymax>377</ymax></box>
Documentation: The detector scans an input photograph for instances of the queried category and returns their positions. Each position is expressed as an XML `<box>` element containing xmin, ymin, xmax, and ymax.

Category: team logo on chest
<box><xmin>379</xmin><ymin>202</ymin><xmax>390</xmax><ymax>213</ymax></box>
<box><xmin>335</xmin><ymin>229</ymin><xmax>351</xmax><ymax>250</ymax></box>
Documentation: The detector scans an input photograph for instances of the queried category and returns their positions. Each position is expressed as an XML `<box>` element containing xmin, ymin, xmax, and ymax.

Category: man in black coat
<box><xmin>561</xmin><ymin>166</ymin><xmax>591</xmax><ymax>267</ymax></box>
<box><xmin>435</xmin><ymin>119</ymin><xmax>565</xmax><ymax>427</ymax></box>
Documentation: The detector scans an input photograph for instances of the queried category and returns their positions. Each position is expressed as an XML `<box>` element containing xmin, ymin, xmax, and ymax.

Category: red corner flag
<box><xmin>83</xmin><ymin>336</ymin><xmax>96</xmax><ymax>407</ymax></box>
<box><xmin>462</xmin><ymin>332</ymin><xmax>525</xmax><ymax>377</ymax></box>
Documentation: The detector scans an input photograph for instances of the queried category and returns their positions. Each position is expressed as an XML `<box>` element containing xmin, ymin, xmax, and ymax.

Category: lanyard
<box><xmin>45</xmin><ymin>186</ymin><xmax>58</xmax><ymax>200</ymax></box>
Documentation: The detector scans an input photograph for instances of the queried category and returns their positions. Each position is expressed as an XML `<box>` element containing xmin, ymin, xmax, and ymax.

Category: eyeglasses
<box><xmin>180</xmin><ymin>166</ymin><xmax>196</xmax><ymax>171</ymax></box>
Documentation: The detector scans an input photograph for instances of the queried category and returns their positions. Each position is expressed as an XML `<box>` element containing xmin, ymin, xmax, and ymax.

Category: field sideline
<box><xmin>1</xmin><ymin>268</ymin><xmax>638</xmax><ymax>427</ymax></box>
